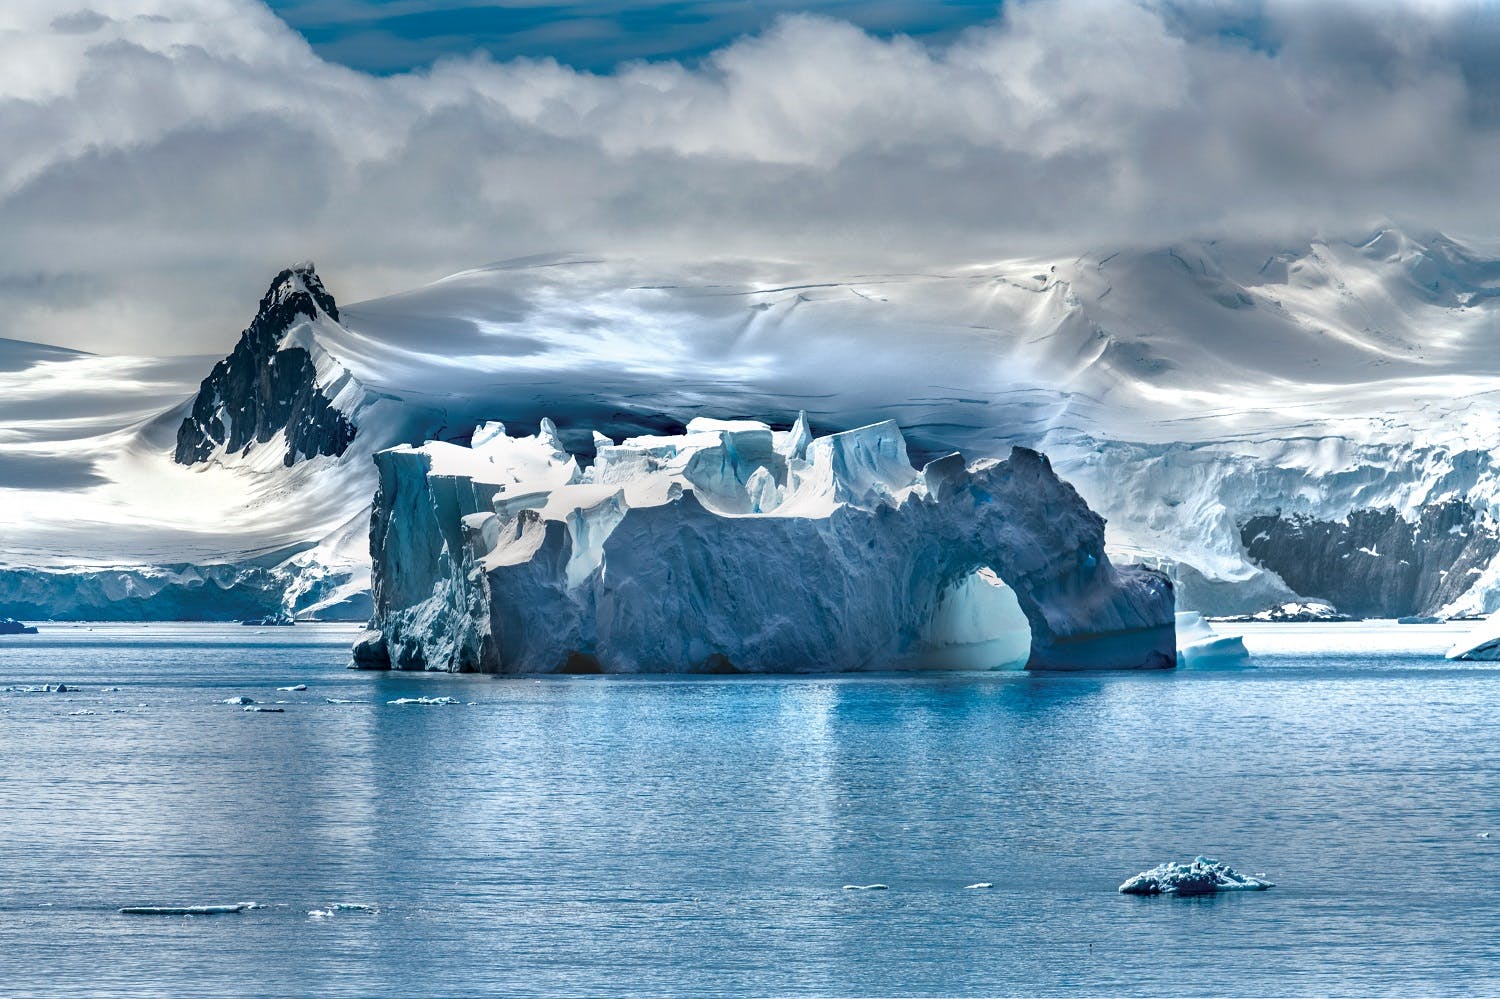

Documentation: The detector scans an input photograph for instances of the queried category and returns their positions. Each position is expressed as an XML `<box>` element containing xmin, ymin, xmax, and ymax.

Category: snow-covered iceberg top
<box><xmin>1119</xmin><ymin>857</ymin><xmax>1273</xmax><ymax>896</ymax></box>
<box><xmin>360</xmin><ymin>416</ymin><xmax>1175</xmax><ymax>673</ymax></box>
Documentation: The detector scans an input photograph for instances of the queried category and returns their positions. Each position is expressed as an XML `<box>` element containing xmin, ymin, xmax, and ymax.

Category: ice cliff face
<box><xmin>174</xmin><ymin>264</ymin><xmax>357</xmax><ymax>467</ymax></box>
<box><xmin>361</xmin><ymin>417</ymin><xmax>1175</xmax><ymax>673</ymax></box>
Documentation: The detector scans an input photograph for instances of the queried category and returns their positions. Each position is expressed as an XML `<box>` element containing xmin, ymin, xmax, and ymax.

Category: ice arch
<box><xmin>361</xmin><ymin>419</ymin><xmax>1176</xmax><ymax>673</ymax></box>
<box><xmin>914</xmin><ymin>568</ymin><xmax>1032</xmax><ymax>670</ymax></box>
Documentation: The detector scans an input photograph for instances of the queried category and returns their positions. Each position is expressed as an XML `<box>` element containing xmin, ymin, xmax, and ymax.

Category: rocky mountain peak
<box><xmin>173</xmin><ymin>264</ymin><xmax>356</xmax><ymax>467</ymax></box>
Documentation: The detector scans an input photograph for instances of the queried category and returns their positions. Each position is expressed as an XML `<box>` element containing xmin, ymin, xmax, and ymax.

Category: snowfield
<box><xmin>5</xmin><ymin>228</ymin><xmax>1500</xmax><ymax>621</ymax></box>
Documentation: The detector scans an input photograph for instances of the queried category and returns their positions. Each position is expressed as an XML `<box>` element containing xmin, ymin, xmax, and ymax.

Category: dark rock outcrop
<box><xmin>174</xmin><ymin>263</ymin><xmax>356</xmax><ymax>467</ymax></box>
<box><xmin>1241</xmin><ymin>500</ymin><xmax>1500</xmax><ymax>617</ymax></box>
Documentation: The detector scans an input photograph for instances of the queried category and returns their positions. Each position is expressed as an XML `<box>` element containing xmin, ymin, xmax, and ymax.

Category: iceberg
<box><xmin>1175</xmin><ymin>612</ymin><xmax>1251</xmax><ymax>669</ymax></box>
<box><xmin>361</xmin><ymin>418</ymin><xmax>1175</xmax><ymax>674</ymax></box>
<box><xmin>1119</xmin><ymin>857</ymin><xmax>1273</xmax><ymax>896</ymax></box>
<box><xmin>0</xmin><ymin>619</ymin><xmax>38</xmax><ymax>635</ymax></box>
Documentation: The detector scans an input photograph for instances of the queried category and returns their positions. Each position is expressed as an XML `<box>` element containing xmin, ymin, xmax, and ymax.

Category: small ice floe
<box><xmin>1119</xmin><ymin>857</ymin><xmax>1273</xmax><ymax>896</ymax></box>
<box><xmin>101</xmin><ymin>686</ymin><xmax>121</xmax><ymax>692</ymax></box>
<box><xmin>1479</xmin><ymin>833</ymin><xmax>1491</xmax><ymax>839</ymax></box>
<box><xmin>386</xmin><ymin>696</ymin><xmax>460</xmax><ymax>706</ymax></box>
<box><xmin>222</xmin><ymin>696</ymin><xmax>255</xmax><ymax>705</ymax></box>
<box><xmin>276</xmin><ymin>684</ymin><xmax>308</xmax><ymax>692</ymax></box>
<box><xmin>68</xmin><ymin>709</ymin><xmax>97</xmax><ymax>716</ymax></box>
<box><xmin>842</xmin><ymin>884</ymin><xmax>889</xmax><ymax>891</ymax></box>
<box><xmin>243</xmin><ymin>706</ymin><xmax>284</xmax><ymax>713</ymax></box>
<box><xmin>119</xmin><ymin>903</ymin><xmax>254</xmax><ymax>916</ymax></box>
<box><xmin>963</xmin><ymin>882</ymin><xmax>993</xmax><ymax>889</ymax></box>
<box><xmin>309</xmin><ymin>902</ymin><xmax>378</xmax><ymax>918</ymax></box>
<box><xmin>1175</xmin><ymin>613</ymin><xmax>1251</xmax><ymax>669</ymax></box>
<box><xmin>324</xmin><ymin>698</ymin><xmax>356</xmax><ymax>704</ymax></box>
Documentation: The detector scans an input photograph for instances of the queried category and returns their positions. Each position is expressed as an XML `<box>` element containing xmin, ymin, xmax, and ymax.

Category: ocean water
<box><xmin>1</xmin><ymin>622</ymin><xmax>1497</xmax><ymax>997</ymax></box>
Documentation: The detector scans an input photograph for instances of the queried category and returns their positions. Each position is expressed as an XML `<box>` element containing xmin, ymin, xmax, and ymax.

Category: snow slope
<box><xmin>7</xmin><ymin>227</ymin><xmax>1500</xmax><ymax>619</ymax></box>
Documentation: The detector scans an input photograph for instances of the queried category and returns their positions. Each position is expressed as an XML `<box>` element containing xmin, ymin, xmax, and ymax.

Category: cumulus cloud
<box><xmin>3</xmin><ymin>0</ymin><xmax>1500</xmax><ymax>353</ymax></box>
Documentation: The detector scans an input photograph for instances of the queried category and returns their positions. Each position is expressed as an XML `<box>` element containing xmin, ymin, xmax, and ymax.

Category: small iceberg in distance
<box><xmin>1119</xmin><ymin>857</ymin><xmax>1273</xmax><ymax>896</ymax></box>
<box><xmin>386</xmin><ymin>696</ymin><xmax>460</xmax><ymax>706</ymax></box>
<box><xmin>1445</xmin><ymin>611</ymin><xmax>1500</xmax><ymax>661</ymax></box>
<box><xmin>842</xmin><ymin>884</ymin><xmax>889</xmax><ymax>891</ymax></box>
<box><xmin>0</xmin><ymin>618</ymin><xmax>39</xmax><ymax>635</ymax></box>
<box><xmin>241</xmin><ymin>613</ymin><xmax>294</xmax><ymax>627</ymax></box>
<box><xmin>1176</xmin><ymin>612</ymin><xmax>1251</xmax><ymax>669</ymax></box>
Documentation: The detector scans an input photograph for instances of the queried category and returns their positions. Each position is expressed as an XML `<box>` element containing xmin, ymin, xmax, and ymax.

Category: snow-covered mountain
<box><xmin>6</xmin><ymin>227</ymin><xmax>1500</xmax><ymax>620</ymax></box>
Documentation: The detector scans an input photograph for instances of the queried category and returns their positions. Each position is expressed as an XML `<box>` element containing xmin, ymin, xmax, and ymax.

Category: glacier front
<box><xmin>360</xmin><ymin>417</ymin><xmax>1175</xmax><ymax>674</ymax></box>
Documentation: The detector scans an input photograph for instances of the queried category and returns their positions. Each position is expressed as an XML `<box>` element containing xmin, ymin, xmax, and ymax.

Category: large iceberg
<box><xmin>360</xmin><ymin>417</ymin><xmax>1175</xmax><ymax>674</ymax></box>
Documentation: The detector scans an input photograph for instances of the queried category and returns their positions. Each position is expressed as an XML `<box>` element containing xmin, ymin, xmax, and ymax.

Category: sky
<box><xmin>263</xmin><ymin>1</ymin><xmax>1010</xmax><ymax>74</ymax></box>
<box><xmin>5</xmin><ymin>0</ymin><xmax>1500</xmax><ymax>354</ymax></box>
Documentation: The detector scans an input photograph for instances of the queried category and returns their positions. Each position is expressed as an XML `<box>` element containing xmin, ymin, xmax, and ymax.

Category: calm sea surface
<box><xmin>0</xmin><ymin>622</ymin><xmax>1497</xmax><ymax>997</ymax></box>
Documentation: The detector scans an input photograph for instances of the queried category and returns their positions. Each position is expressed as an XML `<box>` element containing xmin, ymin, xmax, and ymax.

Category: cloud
<box><xmin>3</xmin><ymin>0</ymin><xmax>1500</xmax><ymax>354</ymax></box>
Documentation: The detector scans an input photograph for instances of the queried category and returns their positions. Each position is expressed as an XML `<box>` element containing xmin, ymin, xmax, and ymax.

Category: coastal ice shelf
<box><xmin>356</xmin><ymin>416</ymin><xmax>1176</xmax><ymax>674</ymax></box>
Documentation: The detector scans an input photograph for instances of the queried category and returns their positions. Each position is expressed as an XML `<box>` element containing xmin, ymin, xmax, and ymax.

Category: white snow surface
<box><xmin>10</xmin><ymin>228</ymin><xmax>1500</xmax><ymax>618</ymax></box>
<box><xmin>365</xmin><ymin>419</ymin><xmax>1174</xmax><ymax>673</ymax></box>
<box><xmin>1445</xmin><ymin>612</ymin><xmax>1500</xmax><ymax>661</ymax></box>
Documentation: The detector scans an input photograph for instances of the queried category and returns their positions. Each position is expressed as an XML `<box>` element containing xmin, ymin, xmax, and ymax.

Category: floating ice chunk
<box><xmin>222</xmin><ymin>696</ymin><xmax>255</xmax><ymax>705</ymax></box>
<box><xmin>963</xmin><ymin>882</ymin><xmax>993</xmax><ymax>889</ymax></box>
<box><xmin>69</xmin><ymin>709</ymin><xmax>97</xmax><ymax>716</ymax></box>
<box><xmin>244</xmin><ymin>706</ymin><xmax>284</xmax><ymax>713</ymax></box>
<box><xmin>308</xmin><ymin>902</ymin><xmax>378</xmax><ymax>918</ymax></box>
<box><xmin>842</xmin><ymin>884</ymin><xmax>889</xmax><ymax>891</ymax></box>
<box><xmin>386</xmin><ymin>696</ymin><xmax>460</xmax><ymax>705</ymax></box>
<box><xmin>1175</xmin><ymin>612</ymin><xmax>1252</xmax><ymax>668</ymax></box>
<box><xmin>1118</xmin><ymin>857</ymin><xmax>1273</xmax><ymax>896</ymax></box>
<box><xmin>276</xmin><ymin>684</ymin><xmax>308</xmax><ymax>692</ymax></box>
<box><xmin>324</xmin><ymin>697</ymin><xmax>356</xmax><ymax>704</ymax></box>
<box><xmin>119</xmin><ymin>903</ymin><xmax>253</xmax><ymax>915</ymax></box>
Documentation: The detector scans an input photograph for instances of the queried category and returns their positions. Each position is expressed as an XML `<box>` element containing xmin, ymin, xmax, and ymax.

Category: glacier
<box><xmin>359</xmin><ymin>418</ymin><xmax>1175</xmax><ymax>673</ymax></box>
<box><xmin>9</xmin><ymin>230</ymin><xmax>1500</xmax><ymax>622</ymax></box>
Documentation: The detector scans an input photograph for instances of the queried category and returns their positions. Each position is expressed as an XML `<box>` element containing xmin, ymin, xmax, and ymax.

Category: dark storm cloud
<box><xmin>4</xmin><ymin>0</ymin><xmax>1500</xmax><ymax>354</ymax></box>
